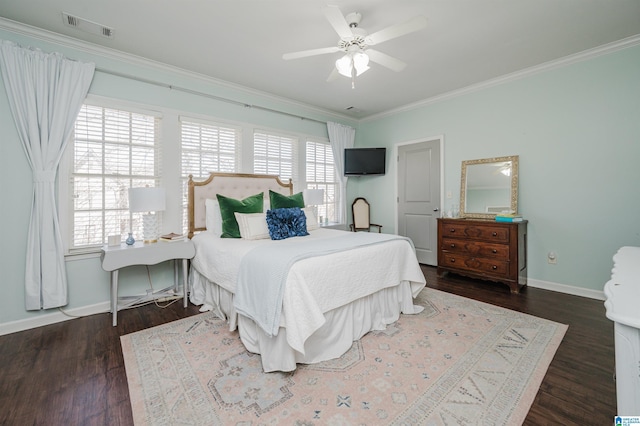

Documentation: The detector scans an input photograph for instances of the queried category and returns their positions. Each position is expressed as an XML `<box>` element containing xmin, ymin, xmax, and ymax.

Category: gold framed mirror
<box><xmin>459</xmin><ymin>155</ymin><xmax>519</xmax><ymax>219</ymax></box>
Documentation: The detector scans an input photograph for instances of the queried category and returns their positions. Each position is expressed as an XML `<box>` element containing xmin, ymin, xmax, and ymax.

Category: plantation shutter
<box><xmin>180</xmin><ymin>117</ymin><xmax>240</xmax><ymax>231</ymax></box>
<box><xmin>71</xmin><ymin>104</ymin><xmax>161</xmax><ymax>250</ymax></box>
<box><xmin>306</xmin><ymin>140</ymin><xmax>338</xmax><ymax>222</ymax></box>
<box><xmin>181</xmin><ymin>118</ymin><xmax>239</xmax><ymax>177</ymax></box>
<box><xmin>253</xmin><ymin>131</ymin><xmax>297</xmax><ymax>182</ymax></box>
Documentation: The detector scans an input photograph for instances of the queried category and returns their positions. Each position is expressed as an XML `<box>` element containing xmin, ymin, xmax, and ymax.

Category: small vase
<box><xmin>125</xmin><ymin>233</ymin><xmax>135</xmax><ymax>245</ymax></box>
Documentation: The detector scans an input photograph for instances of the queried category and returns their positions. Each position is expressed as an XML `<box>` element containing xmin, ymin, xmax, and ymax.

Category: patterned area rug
<box><xmin>121</xmin><ymin>288</ymin><xmax>567</xmax><ymax>425</ymax></box>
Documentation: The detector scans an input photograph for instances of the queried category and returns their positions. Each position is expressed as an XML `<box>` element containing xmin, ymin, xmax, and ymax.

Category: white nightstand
<box><xmin>100</xmin><ymin>239</ymin><xmax>195</xmax><ymax>326</ymax></box>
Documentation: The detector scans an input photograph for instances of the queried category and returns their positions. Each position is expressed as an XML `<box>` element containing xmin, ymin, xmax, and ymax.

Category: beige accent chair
<box><xmin>349</xmin><ymin>197</ymin><xmax>382</xmax><ymax>232</ymax></box>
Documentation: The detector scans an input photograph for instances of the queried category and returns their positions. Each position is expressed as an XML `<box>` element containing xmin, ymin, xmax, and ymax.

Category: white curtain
<box><xmin>0</xmin><ymin>40</ymin><xmax>95</xmax><ymax>310</ymax></box>
<box><xmin>327</xmin><ymin>121</ymin><xmax>355</xmax><ymax>224</ymax></box>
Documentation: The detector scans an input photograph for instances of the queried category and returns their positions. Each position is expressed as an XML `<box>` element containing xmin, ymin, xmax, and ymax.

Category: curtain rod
<box><xmin>95</xmin><ymin>67</ymin><xmax>327</xmax><ymax>125</ymax></box>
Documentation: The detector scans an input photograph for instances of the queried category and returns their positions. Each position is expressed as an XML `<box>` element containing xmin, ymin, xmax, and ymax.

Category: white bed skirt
<box><xmin>190</xmin><ymin>267</ymin><xmax>424</xmax><ymax>372</ymax></box>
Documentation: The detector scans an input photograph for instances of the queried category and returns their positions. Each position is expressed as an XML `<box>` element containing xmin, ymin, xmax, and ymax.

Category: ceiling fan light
<box><xmin>355</xmin><ymin>64</ymin><xmax>370</xmax><ymax>76</ymax></box>
<box><xmin>353</xmin><ymin>52</ymin><xmax>369</xmax><ymax>67</ymax></box>
<box><xmin>336</xmin><ymin>54</ymin><xmax>353</xmax><ymax>77</ymax></box>
<box><xmin>353</xmin><ymin>52</ymin><xmax>370</xmax><ymax>76</ymax></box>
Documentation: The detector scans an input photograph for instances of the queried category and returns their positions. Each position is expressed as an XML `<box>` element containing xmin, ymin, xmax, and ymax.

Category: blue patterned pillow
<box><xmin>266</xmin><ymin>207</ymin><xmax>309</xmax><ymax>240</ymax></box>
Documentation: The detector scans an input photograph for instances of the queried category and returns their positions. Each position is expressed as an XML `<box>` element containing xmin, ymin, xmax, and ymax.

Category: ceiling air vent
<box><xmin>345</xmin><ymin>106</ymin><xmax>363</xmax><ymax>114</ymax></box>
<box><xmin>62</xmin><ymin>12</ymin><xmax>114</xmax><ymax>39</ymax></box>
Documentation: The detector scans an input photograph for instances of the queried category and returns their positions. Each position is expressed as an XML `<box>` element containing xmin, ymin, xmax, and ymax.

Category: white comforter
<box><xmin>190</xmin><ymin>228</ymin><xmax>426</xmax><ymax>353</ymax></box>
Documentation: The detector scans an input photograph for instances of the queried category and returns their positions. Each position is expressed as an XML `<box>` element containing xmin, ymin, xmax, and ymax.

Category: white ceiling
<box><xmin>1</xmin><ymin>0</ymin><xmax>639</xmax><ymax>119</ymax></box>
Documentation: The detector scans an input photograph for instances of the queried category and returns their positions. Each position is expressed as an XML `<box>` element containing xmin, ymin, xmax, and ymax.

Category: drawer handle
<box><xmin>450</xmin><ymin>243</ymin><xmax>456</xmax><ymax>248</ymax></box>
<box><xmin>449</xmin><ymin>228</ymin><xmax>456</xmax><ymax>233</ymax></box>
<box><xmin>492</xmin><ymin>265</ymin><xmax>497</xmax><ymax>270</ymax></box>
<box><xmin>450</xmin><ymin>259</ymin><xmax>455</xmax><ymax>263</ymax></box>
<box><xmin>492</xmin><ymin>249</ymin><xmax>497</xmax><ymax>253</ymax></box>
<box><xmin>492</xmin><ymin>232</ymin><xmax>497</xmax><ymax>237</ymax></box>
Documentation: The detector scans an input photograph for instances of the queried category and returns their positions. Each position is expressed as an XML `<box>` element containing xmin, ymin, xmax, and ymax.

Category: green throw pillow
<box><xmin>269</xmin><ymin>190</ymin><xmax>305</xmax><ymax>209</ymax></box>
<box><xmin>216</xmin><ymin>192</ymin><xmax>264</xmax><ymax>238</ymax></box>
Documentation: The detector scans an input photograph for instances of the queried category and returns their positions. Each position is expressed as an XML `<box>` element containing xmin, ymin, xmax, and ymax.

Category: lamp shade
<box><xmin>353</xmin><ymin>52</ymin><xmax>370</xmax><ymax>76</ymax></box>
<box><xmin>336</xmin><ymin>54</ymin><xmax>353</xmax><ymax>78</ymax></box>
<box><xmin>336</xmin><ymin>52</ymin><xmax>370</xmax><ymax>78</ymax></box>
<box><xmin>128</xmin><ymin>187</ymin><xmax>166</xmax><ymax>212</ymax></box>
<box><xmin>303</xmin><ymin>188</ymin><xmax>325</xmax><ymax>206</ymax></box>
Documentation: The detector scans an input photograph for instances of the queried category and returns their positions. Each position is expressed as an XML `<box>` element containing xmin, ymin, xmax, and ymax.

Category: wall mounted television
<box><xmin>344</xmin><ymin>148</ymin><xmax>386</xmax><ymax>176</ymax></box>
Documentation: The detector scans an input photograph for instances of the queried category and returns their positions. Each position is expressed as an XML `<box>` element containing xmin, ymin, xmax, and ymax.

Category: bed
<box><xmin>187</xmin><ymin>172</ymin><xmax>426</xmax><ymax>372</ymax></box>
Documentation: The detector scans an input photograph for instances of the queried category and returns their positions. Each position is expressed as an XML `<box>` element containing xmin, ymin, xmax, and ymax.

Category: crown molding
<box><xmin>0</xmin><ymin>17</ymin><xmax>354</xmax><ymax>126</ymax></box>
<box><xmin>362</xmin><ymin>34</ymin><xmax>640</xmax><ymax>122</ymax></box>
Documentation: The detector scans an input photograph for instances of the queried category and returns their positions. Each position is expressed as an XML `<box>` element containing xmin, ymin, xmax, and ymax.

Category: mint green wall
<box><xmin>1</xmin><ymin>24</ymin><xmax>638</xmax><ymax>327</ymax></box>
<box><xmin>353</xmin><ymin>44</ymin><xmax>640</xmax><ymax>292</ymax></box>
<box><xmin>0</xmin><ymin>27</ymin><xmax>356</xmax><ymax>325</ymax></box>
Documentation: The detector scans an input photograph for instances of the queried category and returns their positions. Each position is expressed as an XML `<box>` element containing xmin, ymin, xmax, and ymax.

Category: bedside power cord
<box><xmin>58</xmin><ymin>264</ymin><xmax>184</xmax><ymax>319</ymax></box>
<box><xmin>145</xmin><ymin>265</ymin><xmax>182</xmax><ymax>309</ymax></box>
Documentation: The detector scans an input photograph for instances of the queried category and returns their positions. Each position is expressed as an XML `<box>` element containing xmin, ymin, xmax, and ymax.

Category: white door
<box><xmin>397</xmin><ymin>139</ymin><xmax>441</xmax><ymax>265</ymax></box>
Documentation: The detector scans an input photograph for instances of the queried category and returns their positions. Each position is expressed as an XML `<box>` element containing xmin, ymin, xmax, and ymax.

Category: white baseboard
<box><xmin>527</xmin><ymin>278</ymin><xmax>605</xmax><ymax>301</ymax></box>
<box><xmin>0</xmin><ymin>301</ymin><xmax>110</xmax><ymax>336</ymax></box>
<box><xmin>0</xmin><ymin>279</ymin><xmax>604</xmax><ymax>335</ymax></box>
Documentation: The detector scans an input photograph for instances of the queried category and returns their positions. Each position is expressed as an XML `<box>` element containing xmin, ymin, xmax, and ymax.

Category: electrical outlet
<box><xmin>548</xmin><ymin>252</ymin><xmax>557</xmax><ymax>264</ymax></box>
<box><xmin>446</xmin><ymin>191</ymin><xmax>452</xmax><ymax>199</ymax></box>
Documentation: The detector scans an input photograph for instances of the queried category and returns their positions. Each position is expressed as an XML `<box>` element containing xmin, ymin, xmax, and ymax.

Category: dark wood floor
<box><xmin>0</xmin><ymin>266</ymin><xmax>616</xmax><ymax>425</ymax></box>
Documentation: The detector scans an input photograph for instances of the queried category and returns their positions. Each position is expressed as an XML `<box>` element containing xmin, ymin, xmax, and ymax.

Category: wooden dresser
<box><xmin>437</xmin><ymin>218</ymin><xmax>527</xmax><ymax>293</ymax></box>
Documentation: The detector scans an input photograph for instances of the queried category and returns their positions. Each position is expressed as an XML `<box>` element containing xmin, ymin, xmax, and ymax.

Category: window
<box><xmin>62</xmin><ymin>99</ymin><xmax>334</xmax><ymax>252</ymax></box>
<box><xmin>253</xmin><ymin>131</ymin><xmax>297</xmax><ymax>182</ymax></box>
<box><xmin>180</xmin><ymin>118</ymin><xmax>240</xmax><ymax>230</ymax></box>
<box><xmin>69</xmin><ymin>104</ymin><xmax>161</xmax><ymax>251</ymax></box>
<box><xmin>306</xmin><ymin>140</ymin><xmax>338</xmax><ymax>223</ymax></box>
<box><xmin>181</xmin><ymin>118</ymin><xmax>239</xmax><ymax>177</ymax></box>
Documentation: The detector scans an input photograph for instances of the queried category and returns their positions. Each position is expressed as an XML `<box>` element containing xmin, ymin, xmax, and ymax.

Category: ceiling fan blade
<box><xmin>366</xmin><ymin>49</ymin><xmax>407</xmax><ymax>72</ymax></box>
<box><xmin>326</xmin><ymin>68</ymin><xmax>339</xmax><ymax>82</ymax></box>
<box><xmin>283</xmin><ymin>46</ymin><xmax>340</xmax><ymax>60</ymax></box>
<box><xmin>322</xmin><ymin>5</ymin><xmax>353</xmax><ymax>39</ymax></box>
<box><xmin>366</xmin><ymin>15</ymin><xmax>427</xmax><ymax>45</ymax></box>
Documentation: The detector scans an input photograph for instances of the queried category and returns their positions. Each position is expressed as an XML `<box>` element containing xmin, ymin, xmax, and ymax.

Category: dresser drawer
<box><xmin>440</xmin><ymin>222</ymin><xmax>509</xmax><ymax>243</ymax></box>
<box><xmin>440</xmin><ymin>253</ymin><xmax>509</xmax><ymax>276</ymax></box>
<box><xmin>441</xmin><ymin>238</ymin><xmax>510</xmax><ymax>259</ymax></box>
<box><xmin>437</xmin><ymin>218</ymin><xmax>527</xmax><ymax>293</ymax></box>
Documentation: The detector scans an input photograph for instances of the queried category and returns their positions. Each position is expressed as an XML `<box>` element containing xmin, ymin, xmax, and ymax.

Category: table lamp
<box><xmin>128</xmin><ymin>187</ymin><xmax>166</xmax><ymax>243</ymax></box>
<box><xmin>303</xmin><ymin>188</ymin><xmax>325</xmax><ymax>223</ymax></box>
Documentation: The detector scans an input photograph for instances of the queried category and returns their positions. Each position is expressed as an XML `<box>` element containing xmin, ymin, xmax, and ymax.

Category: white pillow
<box><xmin>234</xmin><ymin>212</ymin><xmax>270</xmax><ymax>240</ymax></box>
<box><xmin>303</xmin><ymin>207</ymin><xmax>319</xmax><ymax>231</ymax></box>
<box><xmin>205</xmin><ymin>198</ymin><xmax>223</xmax><ymax>237</ymax></box>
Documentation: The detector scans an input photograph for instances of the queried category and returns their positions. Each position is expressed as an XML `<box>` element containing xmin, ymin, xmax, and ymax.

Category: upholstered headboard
<box><xmin>187</xmin><ymin>172</ymin><xmax>293</xmax><ymax>238</ymax></box>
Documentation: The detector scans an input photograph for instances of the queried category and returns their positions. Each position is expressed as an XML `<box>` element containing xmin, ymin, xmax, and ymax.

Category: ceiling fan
<box><xmin>282</xmin><ymin>6</ymin><xmax>427</xmax><ymax>88</ymax></box>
